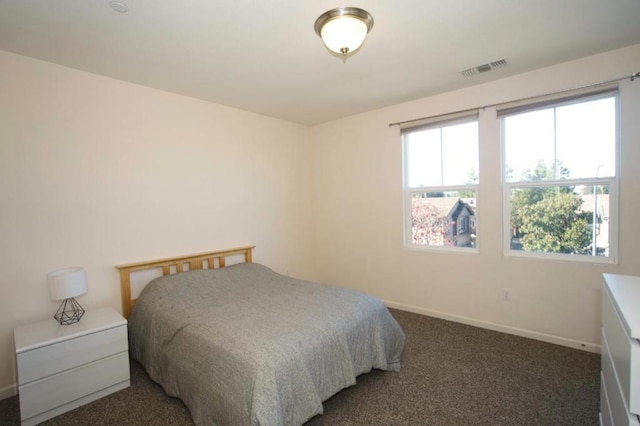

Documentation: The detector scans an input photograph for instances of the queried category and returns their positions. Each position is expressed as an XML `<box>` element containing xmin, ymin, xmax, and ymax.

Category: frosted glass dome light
<box><xmin>315</xmin><ymin>7</ymin><xmax>374</xmax><ymax>59</ymax></box>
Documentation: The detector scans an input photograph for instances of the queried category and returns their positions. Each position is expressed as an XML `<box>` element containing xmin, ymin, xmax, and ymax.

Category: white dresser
<box><xmin>601</xmin><ymin>274</ymin><xmax>640</xmax><ymax>426</ymax></box>
<box><xmin>14</xmin><ymin>307</ymin><xmax>130</xmax><ymax>426</ymax></box>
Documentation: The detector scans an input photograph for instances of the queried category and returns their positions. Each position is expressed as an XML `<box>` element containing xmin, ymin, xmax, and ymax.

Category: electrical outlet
<box><xmin>502</xmin><ymin>288</ymin><xmax>511</xmax><ymax>302</ymax></box>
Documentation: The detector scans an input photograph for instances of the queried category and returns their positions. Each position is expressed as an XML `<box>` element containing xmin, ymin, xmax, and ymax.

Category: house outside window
<box><xmin>402</xmin><ymin>113</ymin><xmax>479</xmax><ymax>251</ymax></box>
<box><xmin>500</xmin><ymin>87</ymin><xmax>618</xmax><ymax>262</ymax></box>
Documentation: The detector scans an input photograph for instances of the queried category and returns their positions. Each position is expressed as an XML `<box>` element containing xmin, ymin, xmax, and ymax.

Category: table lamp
<box><xmin>47</xmin><ymin>267</ymin><xmax>88</xmax><ymax>325</ymax></box>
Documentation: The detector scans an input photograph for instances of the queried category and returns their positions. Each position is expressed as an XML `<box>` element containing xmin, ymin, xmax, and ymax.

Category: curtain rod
<box><xmin>388</xmin><ymin>71</ymin><xmax>640</xmax><ymax>128</ymax></box>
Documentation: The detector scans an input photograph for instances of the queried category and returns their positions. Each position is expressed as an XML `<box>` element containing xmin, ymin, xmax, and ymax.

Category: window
<box><xmin>500</xmin><ymin>89</ymin><xmax>618</xmax><ymax>262</ymax></box>
<box><xmin>402</xmin><ymin>114</ymin><xmax>479</xmax><ymax>250</ymax></box>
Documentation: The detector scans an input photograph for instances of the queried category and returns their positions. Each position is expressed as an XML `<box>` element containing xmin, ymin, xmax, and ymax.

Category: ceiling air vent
<box><xmin>460</xmin><ymin>58</ymin><xmax>508</xmax><ymax>78</ymax></box>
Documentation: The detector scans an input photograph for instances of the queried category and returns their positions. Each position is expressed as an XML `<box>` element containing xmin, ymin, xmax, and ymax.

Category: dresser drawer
<box><xmin>601</xmin><ymin>371</ymin><xmax>614</xmax><ymax>426</ymax></box>
<box><xmin>603</xmin><ymin>285</ymin><xmax>640</xmax><ymax>416</ymax></box>
<box><xmin>602</xmin><ymin>330</ymin><xmax>640</xmax><ymax>426</ymax></box>
<box><xmin>19</xmin><ymin>351</ymin><xmax>129</xmax><ymax>421</ymax></box>
<box><xmin>17</xmin><ymin>325</ymin><xmax>127</xmax><ymax>384</ymax></box>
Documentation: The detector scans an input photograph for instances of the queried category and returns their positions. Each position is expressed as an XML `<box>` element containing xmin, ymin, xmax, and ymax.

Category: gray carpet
<box><xmin>0</xmin><ymin>309</ymin><xmax>600</xmax><ymax>425</ymax></box>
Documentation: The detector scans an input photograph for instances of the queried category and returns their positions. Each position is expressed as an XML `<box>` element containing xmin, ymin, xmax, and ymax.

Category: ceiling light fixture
<box><xmin>109</xmin><ymin>1</ymin><xmax>128</xmax><ymax>13</ymax></box>
<box><xmin>314</xmin><ymin>7</ymin><xmax>374</xmax><ymax>59</ymax></box>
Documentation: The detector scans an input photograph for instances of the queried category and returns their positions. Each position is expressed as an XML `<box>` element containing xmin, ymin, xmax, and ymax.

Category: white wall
<box><xmin>310</xmin><ymin>44</ymin><xmax>640</xmax><ymax>352</ymax></box>
<box><xmin>0</xmin><ymin>50</ymin><xmax>315</xmax><ymax>396</ymax></box>
<box><xmin>2</xmin><ymin>42</ymin><xmax>639</xmax><ymax>401</ymax></box>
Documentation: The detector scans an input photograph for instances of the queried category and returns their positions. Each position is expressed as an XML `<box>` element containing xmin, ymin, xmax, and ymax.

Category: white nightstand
<box><xmin>14</xmin><ymin>307</ymin><xmax>130</xmax><ymax>426</ymax></box>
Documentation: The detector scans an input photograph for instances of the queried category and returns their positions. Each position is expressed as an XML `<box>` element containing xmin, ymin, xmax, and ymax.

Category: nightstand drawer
<box><xmin>17</xmin><ymin>324</ymin><xmax>127</xmax><ymax>384</ymax></box>
<box><xmin>19</xmin><ymin>352</ymin><xmax>130</xmax><ymax>421</ymax></box>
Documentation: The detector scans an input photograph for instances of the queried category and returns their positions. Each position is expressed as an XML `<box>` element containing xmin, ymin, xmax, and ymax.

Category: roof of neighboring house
<box><xmin>461</xmin><ymin>198</ymin><xmax>476</xmax><ymax>208</ymax></box>
<box><xmin>451</xmin><ymin>200</ymin><xmax>474</xmax><ymax>219</ymax></box>
<box><xmin>415</xmin><ymin>197</ymin><xmax>475</xmax><ymax>218</ymax></box>
<box><xmin>421</xmin><ymin>197</ymin><xmax>459</xmax><ymax>217</ymax></box>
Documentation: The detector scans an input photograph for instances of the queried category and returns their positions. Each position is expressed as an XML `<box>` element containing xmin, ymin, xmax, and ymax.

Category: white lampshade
<box><xmin>320</xmin><ymin>16</ymin><xmax>368</xmax><ymax>55</ymax></box>
<box><xmin>315</xmin><ymin>7</ymin><xmax>374</xmax><ymax>58</ymax></box>
<box><xmin>47</xmin><ymin>267</ymin><xmax>88</xmax><ymax>301</ymax></box>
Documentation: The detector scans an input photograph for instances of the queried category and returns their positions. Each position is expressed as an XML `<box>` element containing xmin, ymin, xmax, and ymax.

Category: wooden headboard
<box><xmin>115</xmin><ymin>245</ymin><xmax>255</xmax><ymax>318</ymax></box>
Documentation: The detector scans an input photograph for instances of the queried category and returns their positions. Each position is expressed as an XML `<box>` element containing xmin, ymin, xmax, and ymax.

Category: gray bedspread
<box><xmin>128</xmin><ymin>263</ymin><xmax>406</xmax><ymax>425</ymax></box>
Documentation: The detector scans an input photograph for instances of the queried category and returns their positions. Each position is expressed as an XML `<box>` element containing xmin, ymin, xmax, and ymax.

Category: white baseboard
<box><xmin>384</xmin><ymin>300</ymin><xmax>601</xmax><ymax>354</ymax></box>
<box><xmin>0</xmin><ymin>383</ymin><xmax>17</xmax><ymax>400</ymax></box>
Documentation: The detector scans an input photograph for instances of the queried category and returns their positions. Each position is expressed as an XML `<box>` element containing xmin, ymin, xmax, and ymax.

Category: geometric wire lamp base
<box><xmin>54</xmin><ymin>297</ymin><xmax>85</xmax><ymax>325</ymax></box>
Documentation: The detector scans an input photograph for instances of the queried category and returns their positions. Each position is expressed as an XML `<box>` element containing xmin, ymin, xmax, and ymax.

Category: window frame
<box><xmin>500</xmin><ymin>91</ymin><xmax>620</xmax><ymax>264</ymax></box>
<box><xmin>402</xmin><ymin>114</ymin><xmax>480</xmax><ymax>254</ymax></box>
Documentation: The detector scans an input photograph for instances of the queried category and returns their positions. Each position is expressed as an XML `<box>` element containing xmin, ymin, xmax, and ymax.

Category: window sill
<box><xmin>504</xmin><ymin>249</ymin><xmax>617</xmax><ymax>265</ymax></box>
<box><xmin>405</xmin><ymin>245</ymin><xmax>480</xmax><ymax>255</ymax></box>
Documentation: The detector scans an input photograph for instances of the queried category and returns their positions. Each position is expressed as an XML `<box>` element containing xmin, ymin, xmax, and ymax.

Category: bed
<box><xmin>117</xmin><ymin>246</ymin><xmax>406</xmax><ymax>425</ymax></box>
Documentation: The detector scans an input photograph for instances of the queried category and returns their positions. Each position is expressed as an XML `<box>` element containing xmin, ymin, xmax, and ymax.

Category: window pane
<box><xmin>441</xmin><ymin>122</ymin><xmax>479</xmax><ymax>185</ymax></box>
<box><xmin>405</xmin><ymin>121</ymin><xmax>478</xmax><ymax>187</ymax></box>
<box><xmin>556</xmin><ymin>97</ymin><xmax>616</xmax><ymax>179</ymax></box>
<box><xmin>410</xmin><ymin>191</ymin><xmax>476</xmax><ymax>248</ymax></box>
<box><xmin>504</xmin><ymin>96</ymin><xmax>616</xmax><ymax>182</ymax></box>
<box><xmin>405</xmin><ymin>128</ymin><xmax>442</xmax><ymax>187</ymax></box>
<box><xmin>504</xmin><ymin>109</ymin><xmax>555</xmax><ymax>182</ymax></box>
<box><xmin>509</xmin><ymin>184</ymin><xmax>610</xmax><ymax>257</ymax></box>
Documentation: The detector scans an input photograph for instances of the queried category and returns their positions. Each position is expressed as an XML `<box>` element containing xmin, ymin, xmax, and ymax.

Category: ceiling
<box><xmin>1</xmin><ymin>1</ymin><xmax>640</xmax><ymax>126</ymax></box>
